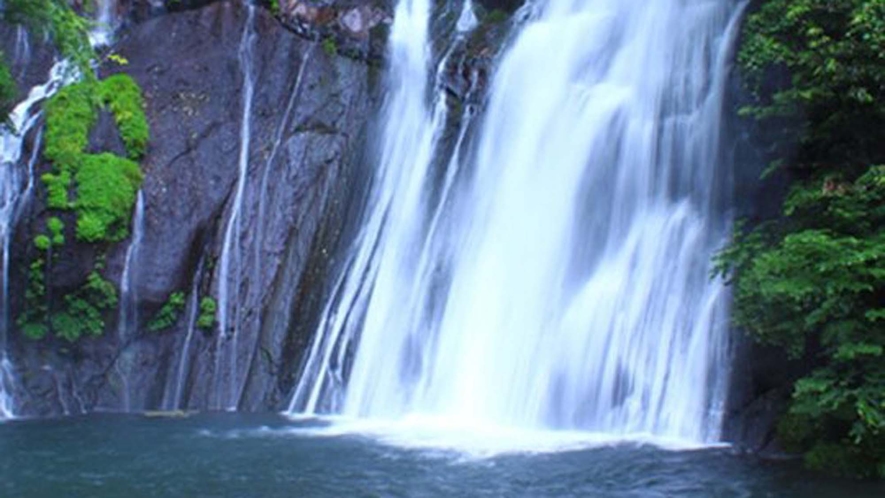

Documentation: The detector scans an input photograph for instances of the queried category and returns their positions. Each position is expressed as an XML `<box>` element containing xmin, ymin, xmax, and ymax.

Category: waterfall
<box><xmin>116</xmin><ymin>191</ymin><xmax>145</xmax><ymax>411</ymax></box>
<box><xmin>288</xmin><ymin>0</ymin><xmax>480</xmax><ymax>414</ymax></box>
<box><xmin>0</xmin><ymin>63</ymin><xmax>69</xmax><ymax>420</ymax></box>
<box><xmin>90</xmin><ymin>0</ymin><xmax>120</xmax><ymax>47</ymax></box>
<box><xmin>162</xmin><ymin>256</ymin><xmax>205</xmax><ymax>411</ymax></box>
<box><xmin>290</xmin><ymin>0</ymin><xmax>744</xmax><ymax>444</ymax></box>
<box><xmin>214</xmin><ymin>4</ymin><xmax>256</xmax><ymax>411</ymax></box>
<box><xmin>455</xmin><ymin>0</ymin><xmax>477</xmax><ymax>32</ymax></box>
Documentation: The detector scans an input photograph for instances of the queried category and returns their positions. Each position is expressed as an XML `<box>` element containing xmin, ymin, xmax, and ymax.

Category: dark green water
<box><xmin>1</xmin><ymin>413</ymin><xmax>882</xmax><ymax>497</ymax></box>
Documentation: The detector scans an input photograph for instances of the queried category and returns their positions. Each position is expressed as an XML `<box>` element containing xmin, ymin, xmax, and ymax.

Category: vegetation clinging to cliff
<box><xmin>0</xmin><ymin>53</ymin><xmax>15</xmax><ymax>121</ymax></box>
<box><xmin>42</xmin><ymin>75</ymin><xmax>148</xmax><ymax>243</ymax></box>
<box><xmin>0</xmin><ymin>0</ymin><xmax>96</xmax><ymax>122</ymax></box>
<box><xmin>147</xmin><ymin>292</ymin><xmax>187</xmax><ymax>332</ymax></box>
<box><xmin>719</xmin><ymin>0</ymin><xmax>885</xmax><ymax>478</ymax></box>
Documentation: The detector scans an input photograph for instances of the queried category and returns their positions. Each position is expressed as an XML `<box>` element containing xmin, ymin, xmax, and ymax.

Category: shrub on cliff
<box><xmin>739</xmin><ymin>0</ymin><xmax>885</xmax><ymax>173</ymax></box>
<box><xmin>42</xmin><ymin>75</ymin><xmax>147</xmax><ymax>242</ymax></box>
<box><xmin>719</xmin><ymin>0</ymin><xmax>885</xmax><ymax>478</ymax></box>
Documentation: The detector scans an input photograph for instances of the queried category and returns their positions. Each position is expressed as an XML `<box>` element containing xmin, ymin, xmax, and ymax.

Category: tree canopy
<box><xmin>720</xmin><ymin>0</ymin><xmax>885</xmax><ymax>478</ymax></box>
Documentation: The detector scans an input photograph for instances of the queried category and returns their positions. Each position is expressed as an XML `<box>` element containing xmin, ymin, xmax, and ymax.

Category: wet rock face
<box><xmin>122</xmin><ymin>0</ymin><xmax>394</xmax><ymax>62</ymax></box>
<box><xmin>277</xmin><ymin>0</ymin><xmax>393</xmax><ymax>62</ymax></box>
<box><xmin>5</xmin><ymin>0</ymin><xmax>377</xmax><ymax>415</ymax></box>
<box><xmin>127</xmin><ymin>0</ymin><xmax>222</xmax><ymax>22</ymax></box>
<box><xmin>0</xmin><ymin>21</ymin><xmax>58</xmax><ymax>106</ymax></box>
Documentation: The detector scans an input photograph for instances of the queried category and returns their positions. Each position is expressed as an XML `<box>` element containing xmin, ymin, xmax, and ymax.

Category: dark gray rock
<box><xmin>5</xmin><ymin>0</ymin><xmax>377</xmax><ymax>415</ymax></box>
<box><xmin>276</xmin><ymin>0</ymin><xmax>393</xmax><ymax>62</ymax></box>
<box><xmin>720</xmin><ymin>331</ymin><xmax>807</xmax><ymax>454</ymax></box>
<box><xmin>0</xmin><ymin>22</ymin><xmax>56</xmax><ymax>102</ymax></box>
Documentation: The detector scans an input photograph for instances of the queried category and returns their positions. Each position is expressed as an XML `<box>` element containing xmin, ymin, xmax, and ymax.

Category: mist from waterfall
<box><xmin>290</xmin><ymin>0</ymin><xmax>744</xmax><ymax>444</ymax></box>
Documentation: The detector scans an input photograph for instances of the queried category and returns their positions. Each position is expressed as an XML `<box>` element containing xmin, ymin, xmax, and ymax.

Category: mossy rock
<box><xmin>75</xmin><ymin>153</ymin><xmax>143</xmax><ymax>242</ymax></box>
<box><xmin>41</xmin><ymin>73</ymin><xmax>149</xmax><ymax>243</ymax></box>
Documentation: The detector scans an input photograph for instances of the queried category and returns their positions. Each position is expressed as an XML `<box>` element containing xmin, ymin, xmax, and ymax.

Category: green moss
<box><xmin>42</xmin><ymin>171</ymin><xmax>71</xmax><ymax>208</ymax></box>
<box><xmin>98</xmin><ymin>74</ymin><xmax>149</xmax><ymax>158</ymax></box>
<box><xmin>41</xmin><ymin>74</ymin><xmax>149</xmax><ymax>243</ymax></box>
<box><xmin>74</xmin><ymin>153</ymin><xmax>143</xmax><ymax>242</ymax></box>
<box><xmin>47</xmin><ymin>216</ymin><xmax>65</xmax><ymax>246</ymax></box>
<box><xmin>197</xmin><ymin>297</ymin><xmax>216</xmax><ymax>329</ymax></box>
<box><xmin>43</xmin><ymin>82</ymin><xmax>97</xmax><ymax>171</ymax></box>
<box><xmin>147</xmin><ymin>291</ymin><xmax>186</xmax><ymax>332</ymax></box>
<box><xmin>34</xmin><ymin>235</ymin><xmax>51</xmax><ymax>251</ymax></box>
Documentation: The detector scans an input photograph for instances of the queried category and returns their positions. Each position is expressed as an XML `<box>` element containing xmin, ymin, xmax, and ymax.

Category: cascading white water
<box><xmin>116</xmin><ymin>191</ymin><xmax>145</xmax><ymax>411</ymax></box>
<box><xmin>288</xmin><ymin>0</ymin><xmax>480</xmax><ymax>415</ymax></box>
<box><xmin>455</xmin><ymin>0</ymin><xmax>478</xmax><ymax>32</ymax></box>
<box><xmin>290</xmin><ymin>0</ymin><xmax>745</xmax><ymax>444</ymax></box>
<box><xmin>0</xmin><ymin>63</ymin><xmax>69</xmax><ymax>420</ymax></box>
<box><xmin>90</xmin><ymin>0</ymin><xmax>120</xmax><ymax>48</ymax></box>
<box><xmin>214</xmin><ymin>4</ymin><xmax>256</xmax><ymax>411</ymax></box>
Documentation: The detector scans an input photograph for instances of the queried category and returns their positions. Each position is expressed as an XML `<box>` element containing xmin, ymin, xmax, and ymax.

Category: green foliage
<box><xmin>1</xmin><ymin>0</ymin><xmax>95</xmax><ymax>85</ymax></box>
<box><xmin>16</xmin><ymin>259</ymin><xmax>48</xmax><ymax>340</ymax></box>
<box><xmin>33</xmin><ymin>217</ymin><xmax>66</xmax><ymax>250</ymax></box>
<box><xmin>47</xmin><ymin>217</ymin><xmax>65</xmax><ymax>246</ymax></box>
<box><xmin>17</xmin><ymin>261</ymin><xmax>117</xmax><ymax>343</ymax></box>
<box><xmin>717</xmin><ymin>168</ymin><xmax>885</xmax><ymax>477</ymax></box>
<box><xmin>719</xmin><ymin>177</ymin><xmax>885</xmax><ymax>475</ymax></box>
<box><xmin>50</xmin><ymin>272</ymin><xmax>118</xmax><ymax>342</ymax></box>
<box><xmin>322</xmin><ymin>38</ymin><xmax>337</xmax><ymax>58</ymax></box>
<box><xmin>0</xmin><ymin>0</ymin><xmax>96</xmax><ymax>123</ymax></box>
<box><xmin>98</xmin><ymin>74</ymin><xmax>150</xmax><ymax>159</ymax></box>
<box><xmin>75</xmin><ymin>153</ymin><xmax>143</xmax><ymax>242</ymax></box>
<box><xmin>41</xmin><ymin>75</ymin><xmax>148</xmax><ymax>242</ymax></box>
<box><xmin>739</xmin><ymin>0</ymin><xmax>885</xmax><ymax>173</ymax></box>
<box><xmin>726</xmin><ymin>0</ymin><xmax>885</xmax><ymax>477</ymax></box>
<box><xmin>43</xmin><ymin>82</ymin><xmax>97</xmax><ymax>172</ymax></box>
<box><xmin>197</xmin><ymin>297</ymin><xmax>217</xmax><ymax>330</ymax></box>
<box><xmin>0</xmin><ymin>54</ymin><xmax>16</xmax><ymax>124</ymax></box>
<box><xmin>42</xmin><ymin>171</ymin><xmax>71</xmax><ymax>209</ymax></box>
<box><xmin>147</xmin><ymin>292</ymin><xmax>186</xmax><ymax>332</ymax></box>
<box><xmin>33</xmin><ymin>235</ymin><xmax>50</xmax><ymax>251</ymax></box>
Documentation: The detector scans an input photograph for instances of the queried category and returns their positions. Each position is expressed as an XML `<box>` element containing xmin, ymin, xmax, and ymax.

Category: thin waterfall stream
<box><xmin>163</xmin><ymin>256</ymin><xmax>206</xmax><ymax>411</ymax></box>
<box><xmin>116</xmin><ymin>191</ymin><xmax>145</xmax><ymax>411</ymax></box>
<box><xmin>214</xmin><ymin>3</ymin><xmax>256</xmax><ymax>411</ymax></box>
<box><xmin>0</xmin><ymin>0</ymin><xmax>128</xmax><ymax>417</ymax></box>
<box><xmin>90</xmin><ymin>0</ymin><xmax>120</xmax><ymax>47</ymax></box>
<box><xmin>290</xmin><ymin>0</ymin><xmax>744</xmax><ymax>444</ymax></box>
<box><xmin>0</xmin><ymin>62</ymin><xmax>69</xmax><ymax>419</ymax></box>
